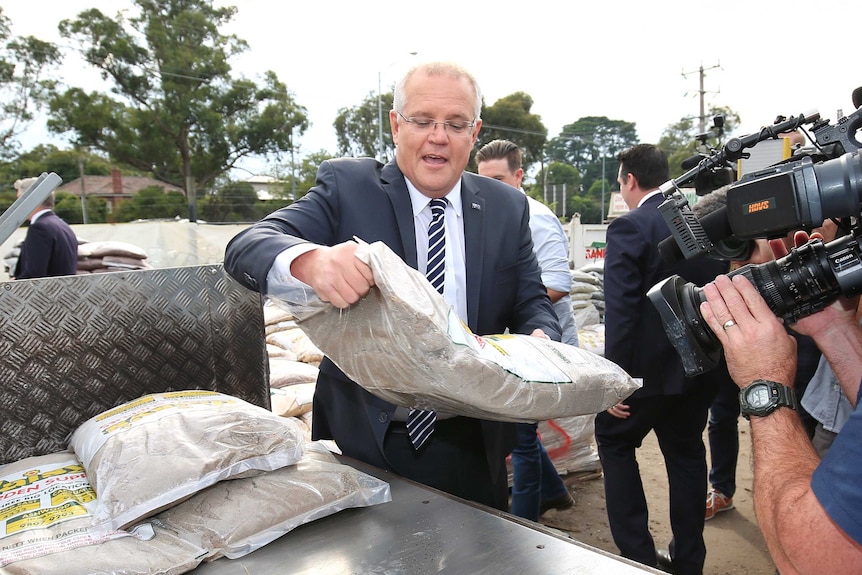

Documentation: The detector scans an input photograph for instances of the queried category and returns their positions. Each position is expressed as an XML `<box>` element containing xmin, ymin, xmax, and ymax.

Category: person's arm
<box><xmin>769</xmin><ymin>234</ymin><xmax>862</xmax><ymax>406</ymax></box>
<box><xmin>224</xmin><ymin>160</ymin><xmax>367</xmax><ymax>298</ymax></box>
<box><xmin>701</xmin><ymin>275</ymin><xmax>862</xmax><ymax>573</ymax></box>
<box><xmin>509</xmin><ymin>196</ymin><xmax>562</xmax><ymax>341</ymax></box>
<box><xmin>528</xmin><ymin>207</ymin><xmax>572</xmax><ymax>304</ymax></box>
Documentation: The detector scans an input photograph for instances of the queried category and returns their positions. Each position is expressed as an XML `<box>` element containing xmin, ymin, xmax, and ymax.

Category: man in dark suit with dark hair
<box><xmin>225</xmin><ymin>61</ymin><xmax>560</xmax><ymax>511</ymax></box>
<box><xmin>13</xmin><ymin>178</ymin><xmax>78</xmax><ymax>279</ymax></box>
<box><xmin>596</xmin><ymin>144</ymin><xmax>728</xmax><ymax>574</ymax></box>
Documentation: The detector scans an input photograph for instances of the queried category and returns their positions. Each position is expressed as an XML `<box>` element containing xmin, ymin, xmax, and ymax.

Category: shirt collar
<box><xmin>637</xmin><ymin>189</ymin><xmax>663</xmax><ymax>208</ymax></box>
<box><xmin>30</xmin><ymin>209</ymin><xmax>51</xmax><ymax>224</ymax></box>
<box><xmin>406</xmin><ymin>178</ymin><xmax>463</xmax><ymax>218</ymax></box>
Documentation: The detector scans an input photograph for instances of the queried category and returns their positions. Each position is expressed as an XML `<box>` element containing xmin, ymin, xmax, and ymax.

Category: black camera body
<box><xmin>648</xmin><ymin>103</ymin><xmax>862</xmax><ymax>376</ymax></box>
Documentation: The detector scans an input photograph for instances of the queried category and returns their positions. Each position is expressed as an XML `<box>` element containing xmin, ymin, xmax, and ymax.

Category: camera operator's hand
<box><xmin>768</xmin><ymin>232</ymin><xmax>860</xmax><ymax>341</ymax></box>
<box><xmin>700</xmin><ymin>275</ymin><xmax>797</xmax><ymax>389</ymax></box>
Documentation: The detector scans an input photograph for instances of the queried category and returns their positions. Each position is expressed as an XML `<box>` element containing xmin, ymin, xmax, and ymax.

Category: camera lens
<box><xmin>650</xmin><ymin>235</ymin><xmax>858</xmax><ymax>376</ymax></box>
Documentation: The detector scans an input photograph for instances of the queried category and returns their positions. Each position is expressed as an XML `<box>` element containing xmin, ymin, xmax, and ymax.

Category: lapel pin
<box><xmin>471</xmin><ymin>202</ymin><xmax>481</xmax><ymax>210</ymax></box>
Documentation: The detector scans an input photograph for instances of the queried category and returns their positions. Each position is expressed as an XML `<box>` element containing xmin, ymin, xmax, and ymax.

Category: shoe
<box><xmin>656</xmin><ymin>548</ymin><xmax>675</xmax><ymax>574</ymax></box>
<box><xmin>539</xmin><ymin>492</ymin><xmax>574</xmax><ymax>515</ymax></box>
<box><xmin>705</xmin><ymin>489</ymin><xmax>734</xmax><ymax>520</ymax></box>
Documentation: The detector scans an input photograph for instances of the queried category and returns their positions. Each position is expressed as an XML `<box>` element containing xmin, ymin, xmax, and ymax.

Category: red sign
<box><xmin>585</xmin><ymin>247</ymin><xmax>606</xmax><ymax>260</ymax></box>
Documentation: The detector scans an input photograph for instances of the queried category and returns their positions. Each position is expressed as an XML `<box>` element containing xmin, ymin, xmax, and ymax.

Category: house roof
<box><xmin>56</xmin><ymin>175</ymin><xmax>185</xmax><ymax>197</ymax></box>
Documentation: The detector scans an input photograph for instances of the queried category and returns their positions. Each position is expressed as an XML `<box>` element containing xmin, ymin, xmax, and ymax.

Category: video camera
<box><xmin>684</xmin><ymin>114</ymin><xmax>737</xmax><ymax>197</ymax></box>
<box><xmin>647</xmin><ymin>99</ymin><xmax>862</xmax><ymax>377</ymax></box>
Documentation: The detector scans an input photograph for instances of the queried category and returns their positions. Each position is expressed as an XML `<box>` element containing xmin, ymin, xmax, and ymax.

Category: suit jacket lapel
<box><xmin>461</xmin><ymin>174</ymin><xmax>485</xmax><ymax>329</ymax></box>
<box><xmin>381</xmin><ymin>162</ymin><xmax>418</xmax><ymax>268</ymax></box>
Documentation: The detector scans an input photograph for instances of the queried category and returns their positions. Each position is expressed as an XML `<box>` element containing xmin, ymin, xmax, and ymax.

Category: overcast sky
<box><xmin>5</xmin><ymin>0</ymin><xmax>860</xmax><ymax>178</ymax></box>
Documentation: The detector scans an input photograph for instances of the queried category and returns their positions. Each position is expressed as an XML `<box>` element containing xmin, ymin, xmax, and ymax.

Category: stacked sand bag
<box><xmin>570</xmin><ymin>262</ymin><xmax>605</xmax><ymax>357</ymax></box>
<box><xmin>2</xmin><ymin>240</ymin><xmax>21</xmax><ymax>277</ymax></box>
<box><xmin>76</xmin><ymin>240</ymin><xmax>151</xmax><ymax>274</ymax></box>
<box><xmin>263</xmin><ymin>300</ymin><xmax>322</xmax><ymax>434</ymax></box>
<box><xmin>0</xmin><ymin>397</ymin><xmax>391</xmax><ymax>572</ymax></box>
<box><xmin>571</xmin><ymin>263</ymin><xmax>604</xmax><ymax>326</ymax></box>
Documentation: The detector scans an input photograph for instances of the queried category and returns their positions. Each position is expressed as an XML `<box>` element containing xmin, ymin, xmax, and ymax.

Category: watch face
<box><xmin>747</xmin><ymin>385</ymin><xmax>772</xmax><ymax>408</ymax></box>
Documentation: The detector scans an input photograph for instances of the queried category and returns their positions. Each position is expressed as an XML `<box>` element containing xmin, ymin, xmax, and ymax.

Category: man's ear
<box><xmin>514</xmin><ymin>168</ymin><xmax>524</xmax><ymax>187</ymax></box>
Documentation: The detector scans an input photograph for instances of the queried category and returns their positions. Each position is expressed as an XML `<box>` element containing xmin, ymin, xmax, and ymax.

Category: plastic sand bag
<box><xmin>272</xmin><ymin>239</ymin><xmax>639</xmax><ymax>423</ymax></box>
<box><xmin>155</xmin><ymin>442</ymin><xmax>391</xmax><ymax>560</ymax></box>
<box><xmin>69</xmin><ymin>390</ymin><xmax>305</xmax><ymax>531</ymax></box>
<box><xmin>2</xmin><ymin>521</ymin><xmax>205</xmax><ymax>575</ymax></box>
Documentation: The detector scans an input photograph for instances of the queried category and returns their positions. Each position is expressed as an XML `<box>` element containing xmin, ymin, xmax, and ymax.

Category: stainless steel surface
<box><xmin>0</xmin><ymin>264</ymin><xmax>269</xmax><ymax>464</ymax></box>
<box><xmin>193</xmin><ymin>457</ymin><xmax>659</xmax><ymax>575</ymax></box>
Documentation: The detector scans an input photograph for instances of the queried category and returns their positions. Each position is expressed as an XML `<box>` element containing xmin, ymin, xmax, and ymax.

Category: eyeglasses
<box><xmin>397</xmin><ymin>112</ymin><xmax>476</xmax><ymax>136</ymax></box>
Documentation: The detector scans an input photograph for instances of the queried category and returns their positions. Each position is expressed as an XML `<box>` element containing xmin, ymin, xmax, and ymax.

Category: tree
<box><xmin>659</xmin><ymin>105</ymin><xmax>741</xmax><ymax>179</ymax></box>
<box><xmin>55</xmin><ymin>192</ymin><xmax>108</xmax><ymax>224</ymax></box>
<box><xmin>48</xmin><ymin>0</ymin><xmax>309</xmax><ymax>221</ymax></box>
<box><xmin>530</xmin><ymin>161</ymin><xmax>585</xmax><ymax>220</ymax></box>
<box><xmin>334</xmin><ymin>92</ymin><xmax>385</xmax><ymax>159</ymax></box>
<box><xmin>290</xmin><ymin>149</ymin><xmax>336</xmax><ymax>199</ymax></box>
<box><xmin>197</xmin><ymin>180</ymin><xmax>257</xmax><ymax>222</ymax></box>
<box><xmin>114</xmin><ymin>186</ymin><xmax>186</xmax><ymax>221</ymax></box>
<box><xmin>0</xmin><ymin>145</ymin><xmax>119</xmax><ymax>216</ymax></box>
<box><xmin>546</xmin><ymin>117</ymin><xmax>637</xmax><ymax>195</ymax></box>
<box><xmin>478</xmin><ymin>92</ymin><xmax>547</xmax><ymax>171</ymax></box>
<box><xmin>0</xmin><ymin>7</ymin><xmax>62</xmax><ymax>160</ymax></box>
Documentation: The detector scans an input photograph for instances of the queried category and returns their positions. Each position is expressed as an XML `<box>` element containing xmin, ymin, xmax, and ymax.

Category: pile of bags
<box><xmin>3</xmin><ymin>239</ymin><xmax>151</xmax><ymax>278</ymax></box>
<box><xmin>571</xmin><ymin>262</ymin><xmax>605</xmax><ymax>357</ymax></box>
<box><xmin>0</xmin><ymin>391</ymin><xmax>390</xmax><ymax>574</ymax></box>
<box><xmin>76</xmin><ymin>240</ymin><xmax>151</xmax><ymax>274</ymax></box>
<box><xmin>262</xmin><ymin>300</ymin><xmax>322</xmax><ymax>431</ymax></box>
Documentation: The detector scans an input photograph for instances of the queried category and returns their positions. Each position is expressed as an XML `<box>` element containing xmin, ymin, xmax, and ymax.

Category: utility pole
<box><xmin>682</xmin><ymin>62</ymin><xmax>721</xmax><ymax>133</ymax></box>
<box><xmin>77</xmin><ymin>152</ymin><xmax>89</xmax><ymax>224</ymax></box>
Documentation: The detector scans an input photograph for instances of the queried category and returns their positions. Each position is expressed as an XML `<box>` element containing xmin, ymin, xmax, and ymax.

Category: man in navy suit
<box><xmin>225</xmin><ymin>61</ymin><xmax>560</xmax><ymax>511</ymax></box>
<box><xmin>13</xmin><ymin>179</ymin><xmax>78</xmax><ymax>279</ymax></box>
<box><xmin>596</xmin><ymin>144</ymin><xmax>728</xmax><ymax>574</ymax></box>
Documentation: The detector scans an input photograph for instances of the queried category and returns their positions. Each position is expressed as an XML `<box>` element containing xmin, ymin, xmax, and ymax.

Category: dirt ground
<box><xmin>539</xmin><ymin>426</ymin><xmax>777</xmax><ymax>575</ymax></box>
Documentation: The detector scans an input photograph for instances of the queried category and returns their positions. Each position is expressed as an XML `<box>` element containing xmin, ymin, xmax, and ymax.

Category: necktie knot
<box><xmin>429</xmin><ymin>197</ymin><xmax>447</xmax><ymax>218</ymax></box>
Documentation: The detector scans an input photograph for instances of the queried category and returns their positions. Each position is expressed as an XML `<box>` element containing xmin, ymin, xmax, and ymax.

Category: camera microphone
<box><xmin>681</xmin><ymin>155</ymin><xmax>702</xmax><ymax>170</ymax></box>
<box><xmin>658</xmin><ymin>206</ymin><xmax>735</xmax><ymax>265</ymax></box>
<box><xmin>852</xmin><ymin>86</ymin><xmax>862</xmax><ymax>109</ymax></box>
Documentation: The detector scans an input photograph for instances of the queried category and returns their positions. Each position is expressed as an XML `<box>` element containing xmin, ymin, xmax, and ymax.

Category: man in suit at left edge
<box><xmin>224</xmin><ymin>60</ymin><xmax>561</xmax><ymax>511</ymax></box>
<box><xmin>13</xmin><ymin>177</ymin><xmax>78</xmax><ymax>279</ymax></box>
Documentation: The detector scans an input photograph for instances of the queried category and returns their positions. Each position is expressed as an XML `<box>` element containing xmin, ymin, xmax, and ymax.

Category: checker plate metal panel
<box><xmin>0</xmin><ymin>264</ymin><xmax>268</xmax><ymax>465</ymax></box>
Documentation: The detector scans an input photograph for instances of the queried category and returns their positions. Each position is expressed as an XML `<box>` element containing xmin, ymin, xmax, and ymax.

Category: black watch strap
<box><xmin>739</xmin><ymin>379</ymin><xmax>798</xmax><ymax>420</ymax></box>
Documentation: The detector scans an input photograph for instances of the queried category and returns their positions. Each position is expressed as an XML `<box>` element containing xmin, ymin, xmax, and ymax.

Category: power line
<box><xmin>480</xmin><ymin>123</ymin><xmax>546</xmax><ymax>137</ymax></box>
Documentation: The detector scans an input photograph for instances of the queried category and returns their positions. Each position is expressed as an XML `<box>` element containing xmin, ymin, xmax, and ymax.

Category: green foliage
<box><xmin>197</xmin><ymin>180</ymin><xmax>258</xmax><ymax>222</ymax></box>
<box><xmin>547</xmin><ymin>117</ymin><xmax>637</xmax><ymax>176</ymax></box>
<box><xmin>114</xmin><ymin>186</ymin><xmax>187</xmax><ymax>221</ymax></box>
<box><xmin>55</xmin><ymin>192</ymin><xmax>108</xmax><ymax>224</ymax></box>
<box><xmin>0</xmin><ymin>7</ymin><xmax>62</xmax><ymax>160</ymax></box>
<box><xmin>0</xmin><ymin>145</ymin><xmax>116</xmax><ymax>186</ymax></box>
<box><xmin>334</xmin><ymin>91</ymin><xmax>387</xmax><ymax>159</ymax></box>
<box><xmin>660</xmin><ymin>105</ymin><xmax>741</xmax><ymax>178</ymax></box>
<box><xmin>530</xmin><ymin>162</ymin><xmax>585</xmax><ymax>221</ymax></box>
<box><xmin>48</xmin><ymin>0</ymin><xmax>309</xmax><ymax>220</ymax></box>
<box><xmin>292</xmin><ymin>150</ymin><xmax>336</xmax><ymax>199</ymax></box>
<box><xmin>478</xmin><ymin>92</ymin><xmax>547</xmax><ymax>170</ymax></box>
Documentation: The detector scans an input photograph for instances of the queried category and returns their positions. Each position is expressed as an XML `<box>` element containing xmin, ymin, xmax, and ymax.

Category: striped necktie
<box><xmin>407</xmin><ymin>197</ymin><xmax>447</xmax><ymax>449</ymax></box>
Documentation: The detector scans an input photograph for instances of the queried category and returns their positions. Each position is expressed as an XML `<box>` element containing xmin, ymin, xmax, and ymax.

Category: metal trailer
<box><xmin>0</xmin><ymin>175</ymin><xmax>657</xmax><ymax>574</ymax></box>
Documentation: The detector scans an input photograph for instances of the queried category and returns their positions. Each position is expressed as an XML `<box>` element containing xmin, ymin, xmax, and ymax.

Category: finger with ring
<box><xmin>722</xmin><ymin>319</ymin><xmax>736</xmax><ymax>330</ymax></box>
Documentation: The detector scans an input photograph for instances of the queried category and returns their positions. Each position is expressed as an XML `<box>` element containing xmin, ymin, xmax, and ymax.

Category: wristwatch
<box><xmin>739</xmin><ymin>379</ymin><xmax>798</xmax><ymax>420</ymax></box>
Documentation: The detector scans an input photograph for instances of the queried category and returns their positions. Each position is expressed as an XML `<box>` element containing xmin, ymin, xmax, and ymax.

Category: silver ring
<box><xmin>722</xmin><ymin>319</ymin><xmax>736</xmax><ymax>330</ymax></box>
